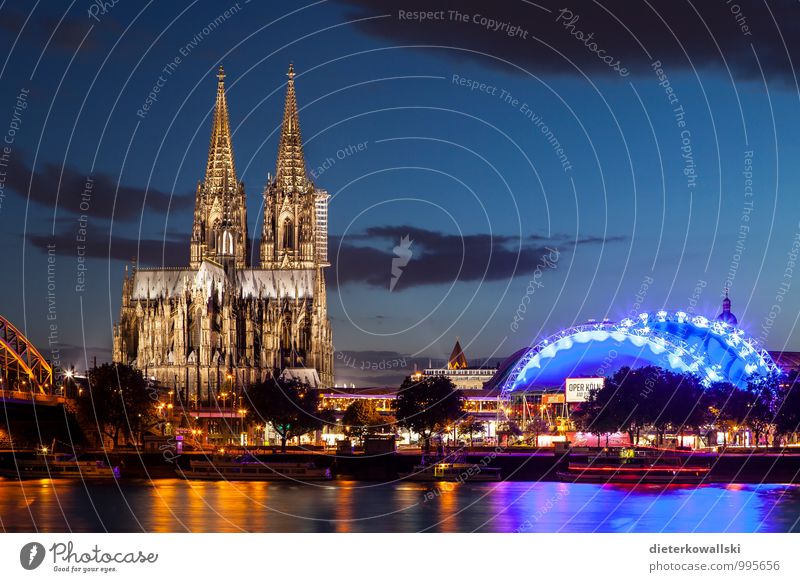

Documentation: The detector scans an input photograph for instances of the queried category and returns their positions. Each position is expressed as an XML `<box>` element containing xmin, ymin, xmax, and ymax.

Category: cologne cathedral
<box><xmin>113</xmin><ymin>65</ymin><xmax>334</xmax><ymax>400</ymax></box>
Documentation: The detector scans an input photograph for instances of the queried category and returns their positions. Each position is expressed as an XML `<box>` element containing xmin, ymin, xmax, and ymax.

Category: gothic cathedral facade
<box><xmin>113</xmin><ymin>65</ymin><xmax>334</xmax><ymax>399</ymax></box>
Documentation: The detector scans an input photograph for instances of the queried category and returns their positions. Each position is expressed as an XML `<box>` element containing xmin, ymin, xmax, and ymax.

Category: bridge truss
<box><xmin>0</xmin><ymin>315</ymin><xmax>53</xmax><ymax>392</ymax></box>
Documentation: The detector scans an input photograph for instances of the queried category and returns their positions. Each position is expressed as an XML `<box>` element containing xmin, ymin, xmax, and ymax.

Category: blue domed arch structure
<box><xmin>500</xmin><ymin>310</ymin><xmax>779</xmax><ymax>395</ymax></box>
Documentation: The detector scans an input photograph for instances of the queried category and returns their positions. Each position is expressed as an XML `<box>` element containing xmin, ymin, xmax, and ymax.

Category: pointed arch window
<box><xmin>209</xmin><ymin>219</ymin><xmax>220</xmax><ymax>251</ymax></box>
<box><xmin>282</xmin><ymin>218</ymin><xmax>294</xmax><ymax>250</ymax></box>
<box><xmin>222</xmin><ymin>230</ymin><xmax>234</xmax><ymax>255</ymax></box>
<box><xmin>282</xmin><ymin>318</ymin><xmax>292</xmax><ymax>348</ymax></box>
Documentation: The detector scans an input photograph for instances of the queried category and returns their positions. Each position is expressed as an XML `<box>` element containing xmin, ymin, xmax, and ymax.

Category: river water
<box><xmin>1</xmin><ymin>478</ymin><xmax>799</xmax><ymax>532</ymax></box>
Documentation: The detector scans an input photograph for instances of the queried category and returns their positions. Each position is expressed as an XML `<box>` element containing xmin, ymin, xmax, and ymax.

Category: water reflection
<box><xmin>1</xmin><ymin>477</ymin><xmax>798</xmax><ymax>533</ymax></box>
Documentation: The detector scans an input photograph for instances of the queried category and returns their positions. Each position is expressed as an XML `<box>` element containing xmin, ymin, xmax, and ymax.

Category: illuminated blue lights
<box><xmin>502</xmin><ymin>310</ymin><xmax>779</xmax><ymax>394</ymax></box>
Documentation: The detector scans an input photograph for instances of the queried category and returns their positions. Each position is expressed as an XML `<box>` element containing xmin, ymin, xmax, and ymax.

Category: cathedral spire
<box><xmin>191</xmin><ymin>66</ymin><xmax>249</xmax><ymax>269</ymax></box>
<box><xmin>275</xmin><ymin>63</ymin><xmax>308</xmax><ymax>192</ymax></box>
<box><xmin>204</xmin><ymin>65</ymin><xmax>237</xmax><ymax>193</ymax></box>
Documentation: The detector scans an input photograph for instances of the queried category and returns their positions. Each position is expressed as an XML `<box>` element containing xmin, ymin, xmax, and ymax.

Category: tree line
<box><xmin>75</xmin><ymin>364</ymin><xmax>471</xmax><ymax>452</ymax></box>
<box><xmin>574</xmin><ymin>366</ymin><xmax>800</xmax><ymax>448</ymax></box>
<box><xmin>77</xmin><ymin>362</ymin><xmax>800</xmax><ymax>452</ymax></box>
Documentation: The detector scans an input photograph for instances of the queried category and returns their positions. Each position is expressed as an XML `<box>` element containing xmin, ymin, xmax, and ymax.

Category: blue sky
<box><xmin>1</xmin><ymin>0</ymin><xmax>799</xmax><ymax>386</ymax></box>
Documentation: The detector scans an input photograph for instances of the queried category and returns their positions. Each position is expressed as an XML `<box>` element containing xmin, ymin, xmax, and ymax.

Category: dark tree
<box><xmin>593</xmin><ymin>366</ymin><xmax>651</xmax><ymax>445</ymax></box>
<box><xmin>743</xmin><ymin>372</ymin><xmax>780</xmax><ymax>446</ymax></box>
<box><xmin>80</xmin><ymin>363</ymin><xmax>156</xmax><ymax>448</ymax></box>
<box><xmin>645</xmin><ymin>370</ymin><xmax>705</xmax><ymax>446</ymax></box>
<box><xmin>458</xmin><ymin>415</ymin><xmax>486</xmax><ymax>447</ymax></box>
<box><xmin>574</xmin><ymin>375</ymin><xmax>626</xmax><ymax>447</ymax></box>
<box><xmin>575</xmin><ymin>366</ymin><xmax>706</xmax><ymax>447</ymax></box>
<box><xmin>393</xmin><ymin>375</ymin><xmax>464</xmax><ymax>453</ymax></box>
<box><xmin>245</xmin><ymin>377</ymin><xmax>322</xmax><ymax>452</ymax></box>
<box><xmin>703</xmin><ymin>381</ymin><xmax>750</xmax><ymax>446</ymax></box>
<box><xmin>774</xmin><ymin>371</ymin><xmax>800</xmax><ymax>444</ymax></box>
<box><xmin>342</xmin><ymin>399</ymin><xmax>384</xmax><ymax>441</ymax></box>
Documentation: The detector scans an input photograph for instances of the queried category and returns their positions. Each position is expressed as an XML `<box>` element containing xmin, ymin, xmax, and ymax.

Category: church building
<box><xmin>113</xmin><ymin>65</ymin><xmax>334</xmax><ymax>401</ymax></box>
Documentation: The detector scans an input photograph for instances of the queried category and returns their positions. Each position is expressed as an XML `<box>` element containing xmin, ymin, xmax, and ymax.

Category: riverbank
<box><xmin>4</xmin><ymin>449</ymin><xmax>800</xmax><ymax>483</ymax></box>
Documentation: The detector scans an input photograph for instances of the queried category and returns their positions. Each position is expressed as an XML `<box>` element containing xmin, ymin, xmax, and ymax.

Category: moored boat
<box><xmin>177</xmin><ymin>454</ymin><xmax>332</xmax><ymax>481</ymax></box>
<box><xmin>0</xmin><ymin>453</ymin><xmax>120</xmax><ymax>480</ymax></box>
<box><xmin>400</xmin><ymin>461</ymin><xmax>502</xmax><ymax>482</ymax></box>
<box><xmin>557</xmin><ymin>449</ymin><xmax>710</xmax><ymax>484</ymax></box>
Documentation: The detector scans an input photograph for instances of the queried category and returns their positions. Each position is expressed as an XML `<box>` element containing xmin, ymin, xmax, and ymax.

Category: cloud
<box><xmin>333</xmin><ymin>0</ymin><xmax>799</xmax><ymax>83</ymax></box>
<box><xmin>4</xmin><ymin>159</ymin><xmax>194</xmax><ymax>223</ymax></box>
<box><xmin>0</xmin><ymin>7</ymin><xmax>101</xmax><ymax>53</ymax></box>
<box><xmin>329</xmin><ymin>224</ymin><xmax>624</xmax><ymax>290</ymax></box>
<box><xmin>28</xmin><ymin>227</ymin><xmax>189</xmax><ymax>266</ymax></box>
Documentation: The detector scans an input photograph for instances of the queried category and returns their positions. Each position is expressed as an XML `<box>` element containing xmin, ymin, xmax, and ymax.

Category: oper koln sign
<box><xmin>565</xmin><ymin>378</ymin><xmax>604</xmax><ymax>403</ymax></box>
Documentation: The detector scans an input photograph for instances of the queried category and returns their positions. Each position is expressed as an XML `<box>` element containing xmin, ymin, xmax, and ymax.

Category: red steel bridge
<box><xmin>0</xmin><ymin>314</ymin><xmax>54</xmax><ymax>398</ymax></box>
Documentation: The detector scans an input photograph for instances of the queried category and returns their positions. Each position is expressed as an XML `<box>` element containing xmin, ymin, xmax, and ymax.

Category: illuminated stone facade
<box><xmin>113</xmin><ymin>65</ymin><xmax>333</xmax><ymax>398</ymax></box>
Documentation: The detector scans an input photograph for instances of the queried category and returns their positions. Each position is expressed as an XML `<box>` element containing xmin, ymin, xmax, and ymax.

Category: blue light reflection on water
<box><xmin>0</xmin><ymin>478</ymin><xmax>798</xmax><ymax>532</ymax></box>
<box><xmin>489</xmin><ymin>482</ymin><xmax>799</xmax><ymax>533</ymax></box>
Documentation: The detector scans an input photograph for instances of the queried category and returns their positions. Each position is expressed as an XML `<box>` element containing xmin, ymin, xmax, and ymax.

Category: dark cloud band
<box><xmin>330</xmin><ymin>224</ymin><xmax>625</xmax><ymax>290</ymax></box>
<box><xmin>334</xmin><ymin>0</ymin><xmax>798</xmax><ymax>83</ymax></box>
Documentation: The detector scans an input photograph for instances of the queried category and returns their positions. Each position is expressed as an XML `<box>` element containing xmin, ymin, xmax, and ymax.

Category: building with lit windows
<box><xmin>317</xmin><ymin>386</ymin><xmax>503</xmax><ymax>446</ymax></box>
<box><xmin>422</xmin><ymin>339</ymin><xmax>497</xmax><ymax>390</ymax></box>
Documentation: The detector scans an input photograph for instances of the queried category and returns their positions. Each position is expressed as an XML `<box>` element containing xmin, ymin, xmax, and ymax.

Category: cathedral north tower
<box><xmin>260</xmin><ymin>64</ymin><xmax>329</xmax><ymax>270</ymax></box>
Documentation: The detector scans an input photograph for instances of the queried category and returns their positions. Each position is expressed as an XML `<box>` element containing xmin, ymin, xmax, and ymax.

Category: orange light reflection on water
<box><xmin>333</xmin><ymin>481</ymin><xmax>353</xmax><ymax>532</ymax></box>
<box><xmin>435</xmin><ymin>481</ymin><xmax>459</xmax><ymax>533</ymax></box>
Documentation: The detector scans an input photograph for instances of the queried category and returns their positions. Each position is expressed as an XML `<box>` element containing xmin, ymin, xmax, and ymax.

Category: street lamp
<box><xmin>226</xmin><ymin>373</ymin><xmax>235</xmax><ymax>407</ymax></box>
<box><xmin>238</xmin><ymin>408</ymin><xmax>247</xmax><ymax>439</ymax></box>
<box><xmin>63</xmin><ymin>369</ymin><xmax>74</xmax><ymax>397</ymax></box>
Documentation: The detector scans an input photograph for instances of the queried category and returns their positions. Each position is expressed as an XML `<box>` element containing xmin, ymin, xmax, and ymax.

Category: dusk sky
<box><xmin>2</xmin><ymin>0</ymin><xmax>800</xmax><ymax>386</ymax></box>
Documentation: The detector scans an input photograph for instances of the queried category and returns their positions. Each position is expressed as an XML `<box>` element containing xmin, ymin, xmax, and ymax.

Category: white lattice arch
<box><xmin>502</xmin><ymin>310</ymin><xmax>779</xmax><ymax>394</ymax></box>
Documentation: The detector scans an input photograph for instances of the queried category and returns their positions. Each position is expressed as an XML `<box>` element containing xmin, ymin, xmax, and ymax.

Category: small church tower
<box><xmin>716</xmin><ymin>290</ymin><xmax>738</xmax><ymax>326</ymax></box>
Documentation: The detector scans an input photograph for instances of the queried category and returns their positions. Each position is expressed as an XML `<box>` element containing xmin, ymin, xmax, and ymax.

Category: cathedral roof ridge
<box><xmin>134</xmin><ymin>266</ymin><xmax>194</xmax><ymax>272</ymax></box>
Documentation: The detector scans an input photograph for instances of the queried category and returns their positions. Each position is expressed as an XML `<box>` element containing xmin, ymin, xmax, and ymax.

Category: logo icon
<box><xmin>390</xmin><ymin>235</ymin><xmax>413</xmax><ymax>292</ymax></box>
<box><xmin>20</xmin><ymin>542</ymin><xmax>46</xmax><ymax>570</ymax></box>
